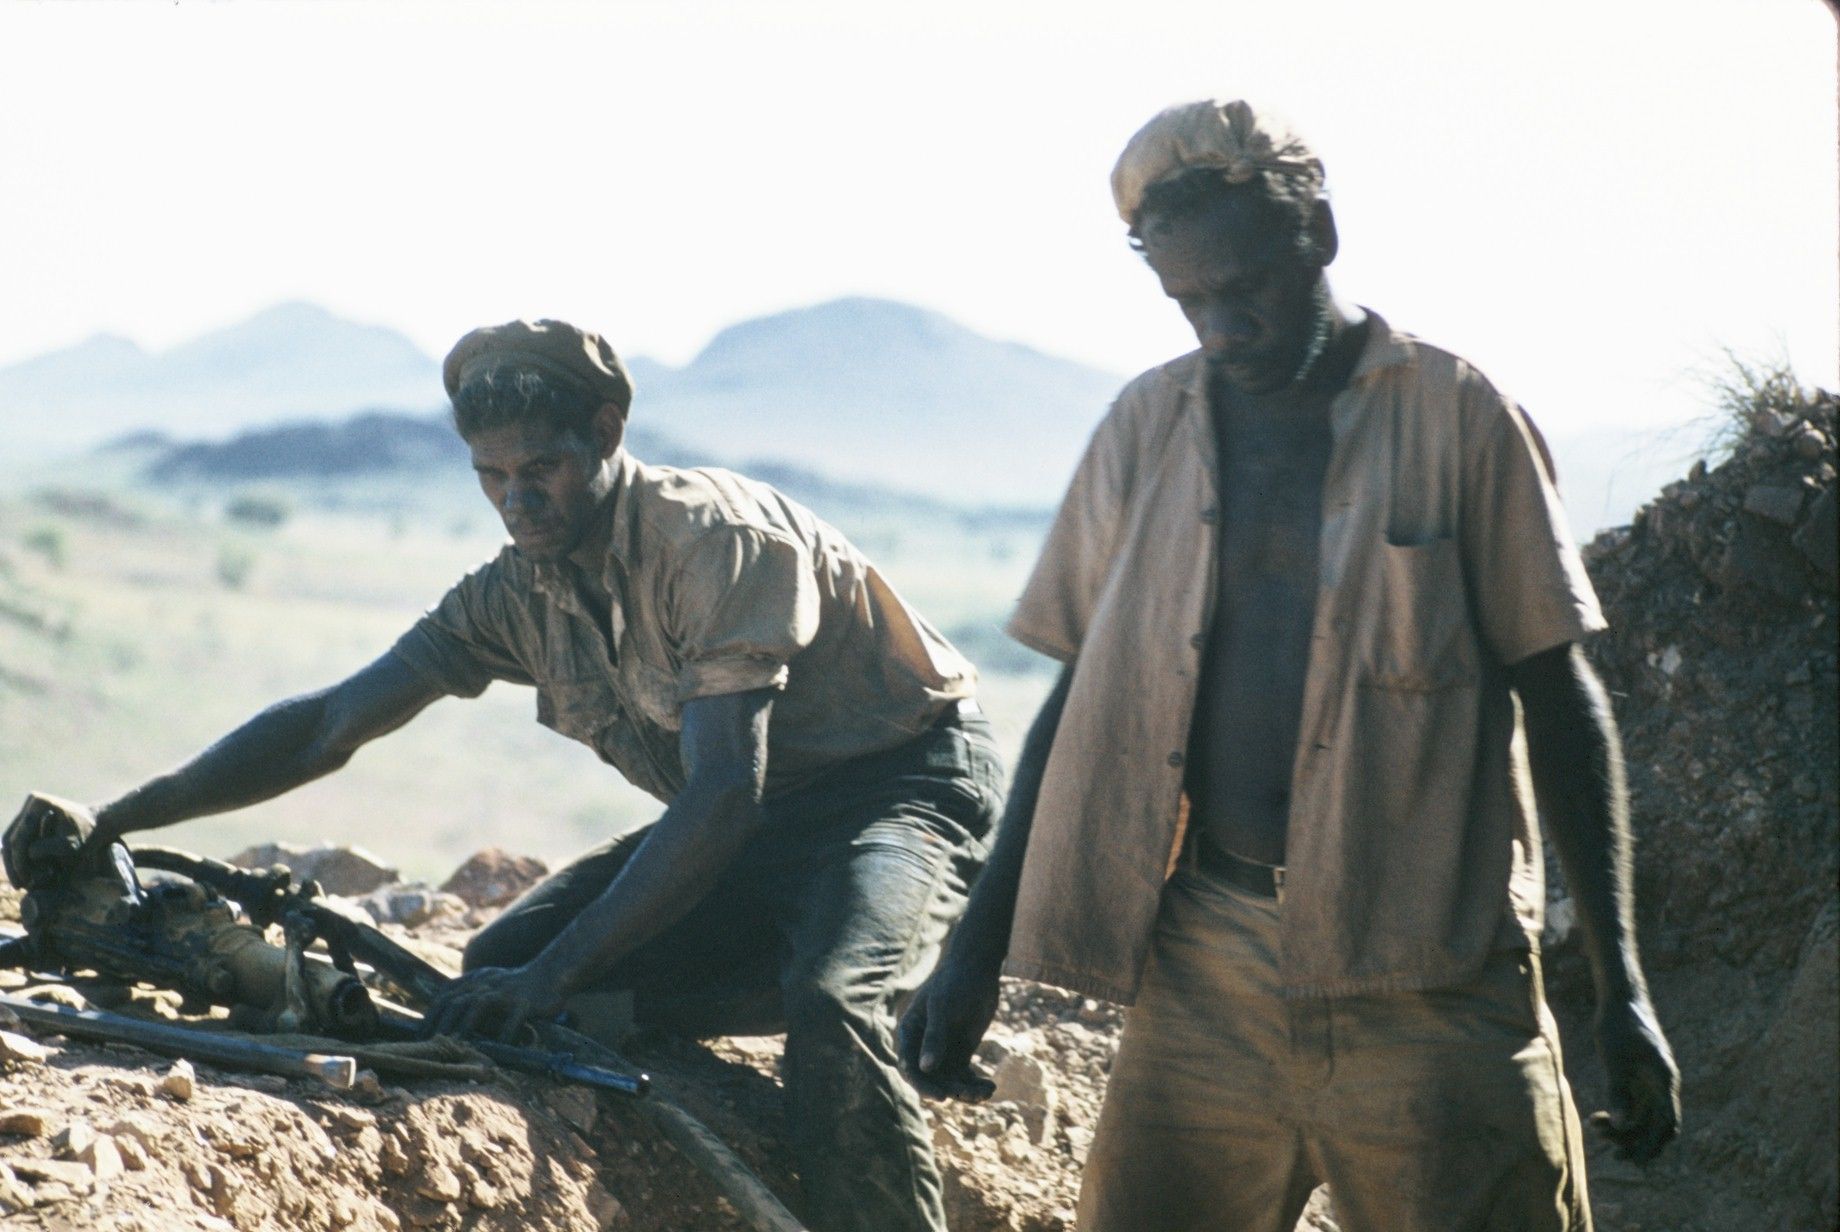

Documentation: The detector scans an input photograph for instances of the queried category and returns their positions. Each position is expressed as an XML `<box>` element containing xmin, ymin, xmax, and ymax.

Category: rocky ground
<box><xmin>0</xmin><ymin>380</ymin><xmax>1832</xmax><ymax>1232</ymax></box>
<box><xmin>0</xmin><ymin>843</ymin><xmax>1336</xmax><ymax>1232</ymax></box>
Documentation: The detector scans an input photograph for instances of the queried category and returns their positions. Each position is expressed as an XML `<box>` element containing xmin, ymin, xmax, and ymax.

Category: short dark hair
<box><xmin>451</xmin><ymin>365</ymin><xmax>600</xmax><ymax>443</ymax></box>
<box><xmin>1129</xmin><ymin>166</ymin><xmax>1320</xmax><ymax>257</ymax></box>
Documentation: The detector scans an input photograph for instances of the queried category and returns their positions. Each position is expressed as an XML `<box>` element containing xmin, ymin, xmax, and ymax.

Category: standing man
<box><xmin>6</xmin><ymin>319</ymin><xmax>1002</xmax><ymax>1232</ymax></box>
<box><xmin>900</xmin><ymin>100</ymin><xmax>1679</xmax><ymax>1230</ymax></box>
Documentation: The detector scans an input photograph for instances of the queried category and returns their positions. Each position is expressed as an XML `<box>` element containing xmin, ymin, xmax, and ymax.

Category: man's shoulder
<box><xmin>1078</xmin><ymin>350</ymin><xmax>1203</xmax><ymax>464</ymax></box>
<box><xmin>1361</xmin><ymin>319</ymin><xmax>1552</xmax><ymax>474</ymax></box>
<box><xmin>623</xmin><ymin>458</ymin><xmax>809</xmax><ymax>555</ymax></box>
<box><xmin>1366</xmin><ymin>320</ymin><xmax>1517</xmax><ymax>420</ymax></box>
<box><xmin>453</xmin><ymin>539</ymin><xmax>525</xmax><ymax>591</ymax></box>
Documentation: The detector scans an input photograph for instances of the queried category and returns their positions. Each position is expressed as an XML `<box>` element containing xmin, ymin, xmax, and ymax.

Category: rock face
<box><xmin>1547</xmin><ymin>385</ymin><xmax>1838</xmax><ymax>1231</ymax></box>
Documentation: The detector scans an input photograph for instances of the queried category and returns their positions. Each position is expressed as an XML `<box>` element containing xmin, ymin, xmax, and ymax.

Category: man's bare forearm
<box><xmin>946</xmin><ymin>663</ymin><xmax>1074</xmax><ymax>972</ymax></box>
<box><xmin>95</xmin><ymin>692</ymin><xmax>346</xmax><ymax>839</ymax></box>
<box><xmin>528</xmin><ymin>688</ymin><xmax>775</xmax><ymax>997</ymax></box>
<box><xmin>1512</xmin><ymin>642</ymin><xmax>1645</xmax><ymax>1001</ymax></box>
<box><xmin>94</xmin><ymin>652</ymin><xmax>440</xmax><ymax>842</ymax></box>
<box><xmin>531</xmin><ymin>775</ymin><xmax>765</xmax><ymax>997</ymax></box>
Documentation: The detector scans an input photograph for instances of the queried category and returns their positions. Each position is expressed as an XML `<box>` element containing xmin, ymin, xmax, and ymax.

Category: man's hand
<box><xmin>3</xmin><ymin>794</ymin><xmax>109</xmax><ymax>890</ymax></box>
<box><xmin>422</xmin><ymin>964</ymin><xmax>565</xmax><ymax>1044</ymax></box>
<box><xmin>897</xmin><ymin>955</ymin><xmax>1001</xmax><ymax>1101</ymax></box>
<box><xmin>1590</xmin><ymin>992</ymin><xmax>1681</xmax><ymax>1163</ymax></box>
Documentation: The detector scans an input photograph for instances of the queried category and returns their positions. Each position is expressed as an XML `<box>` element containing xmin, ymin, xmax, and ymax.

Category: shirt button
<box><xmin>1167</xmin><ymin>751</ymin><xmax>1185</xmax><ymax>768</ymax></box>
<box><xmin>1189</xmin><ymin>633</ymin><xmax>1205</xmax><ymax>649</ymax></box>
<box><xmin>1200</xmin><ymin>507</ymin><xmax>1218</xmax><ymax>524</ymax></box>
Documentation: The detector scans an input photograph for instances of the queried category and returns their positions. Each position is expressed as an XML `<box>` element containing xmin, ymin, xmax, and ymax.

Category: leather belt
<box><xmin>1195</xmin><ymin>842</ymin><xmax>1285</xmax><ymax>900</ymax></box>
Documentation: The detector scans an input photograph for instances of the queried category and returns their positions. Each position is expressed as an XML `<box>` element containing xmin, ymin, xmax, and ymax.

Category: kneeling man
<box><xmin>10</xmin><ymin>319</ymin><xmax>1000</xmax><ymax>1232</ymax></box>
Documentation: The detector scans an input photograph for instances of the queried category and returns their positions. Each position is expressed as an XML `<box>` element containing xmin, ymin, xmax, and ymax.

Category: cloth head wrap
<box><xmin>1111</xmin><ymin>99</ymin><xmax>1325</xmax><ymax>226</ymax></box>
<box><xmin>443</xmin><ymin>319</ymin><xmax>634</xmax><ymax>420</ymax></box>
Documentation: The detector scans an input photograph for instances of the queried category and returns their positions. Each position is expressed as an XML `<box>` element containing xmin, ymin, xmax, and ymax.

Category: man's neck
<box><xmin>1212</xmin><ymin>294</ymin><xmax>1367</xmax><ymax>414</ymax></box>
<box><xmin>564</xmin><ymin>455</ymin><xmax>623</xmax><ymax>591</ymax></box>
<box><xmin>1304</xmin><ymin>296</ymin><xmax>1368</xmax><ymax>395</ymax></box>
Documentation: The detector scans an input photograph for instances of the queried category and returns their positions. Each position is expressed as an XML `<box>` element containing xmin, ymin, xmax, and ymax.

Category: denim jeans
<box><xmin>465</xmin><ymin>713</ymin><xmax>1004</xmax><ymax>1232</ymax></box>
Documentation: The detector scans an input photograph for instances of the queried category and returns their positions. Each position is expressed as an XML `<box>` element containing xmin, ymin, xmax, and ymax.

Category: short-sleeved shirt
<box><xmin>1005</xmin><ymin>311</ymin><xmax>1605</xmax><ymax>1003</ymax></box>
<box><xmin>392</xmin><ymin>451</ymin><xmax>976</xmax><ymax>802</ymax></box>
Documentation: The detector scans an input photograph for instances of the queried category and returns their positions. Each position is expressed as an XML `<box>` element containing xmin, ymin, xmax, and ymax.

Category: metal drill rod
<box><xmin>0</xmin><ymin>991</ymin><xmax>357</xmax><ymax>1088</ymax></box>
<box><xmin>469</xmin><ymin>1038</ymin><xmax>650</xmax><ymax>1098</ymax></box>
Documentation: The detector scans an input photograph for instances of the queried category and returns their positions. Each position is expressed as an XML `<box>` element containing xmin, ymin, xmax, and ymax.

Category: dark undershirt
<box><xmin>1184</xmin><ymin>317</ymin><xmax>1370</xmax><ymax>867</ymax></box>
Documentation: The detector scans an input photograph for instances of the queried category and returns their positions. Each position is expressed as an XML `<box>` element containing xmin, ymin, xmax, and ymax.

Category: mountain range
<box><xmin>1</xmin><ymin>299</ymin><xmax>1124</xmax><ymax>506</ymax></box>
<box><xmin>0</xmin><ymin>298</ymin><xmax>1691</xmax><ymax>531</ymax></box>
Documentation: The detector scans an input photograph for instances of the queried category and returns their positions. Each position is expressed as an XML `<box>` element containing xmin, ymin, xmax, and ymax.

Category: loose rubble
<box><xmin>227</xmin><ymin>842</ymin><xmax>400</xmax><ymax>897</ymax></box>
<box><xmin>161</xmin><ymin>1059</ymin><xmax>196</xmax><ymax>1103</ymax></box>
<box><xmin>1547</xmin><ymin>382</ymin><xmax>1838</xmax><ymax>1231</ymax></box>
<box><xmin>354</xmin><ymin>883</ymin><xmax>469</xmax><ymax>929</ymax></box>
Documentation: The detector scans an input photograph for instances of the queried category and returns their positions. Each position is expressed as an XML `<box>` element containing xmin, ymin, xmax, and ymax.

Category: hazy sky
<box><xmin>2</xmin><ymin>0</ymin><xmax>1834</xmax><ymax>442</ymax></box>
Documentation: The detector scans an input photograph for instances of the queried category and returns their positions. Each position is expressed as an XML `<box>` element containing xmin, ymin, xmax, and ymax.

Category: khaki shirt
<box><xmin>1006</xmin><ymin>312</ymin><xmax>1604</xmax><ymax>1002</ymax></box>
<box><xmin>393</xmin><ymin>451</ymin><xmax>976</xmax><ymax>801</ymax></box>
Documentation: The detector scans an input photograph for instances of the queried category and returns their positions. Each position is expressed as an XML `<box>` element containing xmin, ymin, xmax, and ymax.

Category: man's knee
<box><xmin>782</xmin><ymin>968</ymin><xmax>887</xmax><ymax>1048</ymax></box>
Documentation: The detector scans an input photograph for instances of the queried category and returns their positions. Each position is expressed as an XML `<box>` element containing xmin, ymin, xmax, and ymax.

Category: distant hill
<box><xmin>135</xmin><ymin>410</ymin><xmax>1044</xmax><ymax>529</ymax></box>
<box><xmin>635</xmin><ymin>298</ymin><xmax>1122</xmax><ymax>503</ymax></box>
<box><xmin>0</xmin><ymin>302</ymin><xmax>439</xmax><ymax>457</ymax></box>
<box><xmin>149</xmin><ymin>412</ymin><xmax>464</xmax><ymax>481</ymax></box>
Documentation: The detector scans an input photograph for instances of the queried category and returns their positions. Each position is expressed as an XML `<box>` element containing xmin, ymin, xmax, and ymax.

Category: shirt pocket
<box><xmin>620</xmin><ymin>653</ymin><xmax>683</xmax><ymax>732</ymax></box>
<box><xmin>536</xmin><ymin>676</ymin><xmax>622</xmax><ymax>748</ymax></box>
<box><xmin>1364</xmin><ymin>538</ymin><xmax>1479</xmax><ymax>692</ymax></box>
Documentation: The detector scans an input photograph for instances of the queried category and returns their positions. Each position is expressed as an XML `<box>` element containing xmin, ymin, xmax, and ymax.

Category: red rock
<box><xmin>440</xmin><ymin>848</ymin><xmax>548</xmax><ymax>910</ymax></box>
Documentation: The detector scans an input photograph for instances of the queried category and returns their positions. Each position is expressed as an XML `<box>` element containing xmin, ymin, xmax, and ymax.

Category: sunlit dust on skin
<box><xmin>1139</xmin><ymin>195</ymin><xmax>1334</xmax><ymax>399</ymax></box>
<box><xmin>466</xmin><ymin>421</ymin><xmax>617</xmax><ymax>564</ymax></box>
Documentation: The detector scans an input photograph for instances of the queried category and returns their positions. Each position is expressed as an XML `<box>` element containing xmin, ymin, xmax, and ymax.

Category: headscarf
<box><xmin>1110</xmin><ymin>99</ymin><xmax>1324</xmax><ymax>226</ymax></box>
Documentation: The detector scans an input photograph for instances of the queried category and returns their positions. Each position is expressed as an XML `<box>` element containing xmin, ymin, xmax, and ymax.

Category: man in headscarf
<box><xmin>900</xmin><ymin>99</ymin><xmax>1679</xmax><ymax>1231</ymax></box>
<box><xmin>6</xmin><ymin>319</ymin><xmax>1001</xmax><ymax>1232</ymax></box>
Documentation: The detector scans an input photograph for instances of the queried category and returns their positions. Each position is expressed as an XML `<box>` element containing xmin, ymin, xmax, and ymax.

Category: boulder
<box><xmin>990</xmin><ymin>1052</ymin><xmax>1057</xmax><ymax>1145</ymax></box>
<box><xmin>356</xmin><ymin>883</ymin><xmax>467</xmax><ymax>928</ymax></box>
<box><xmin>440</xmin><ymin>847</ymin><xmax>549</xmax><ymax>910</ymax></box>
<box><xmin>227</xmin><ymin>841</ymin><xmax>399</xmax><ymax>897</ymax></box>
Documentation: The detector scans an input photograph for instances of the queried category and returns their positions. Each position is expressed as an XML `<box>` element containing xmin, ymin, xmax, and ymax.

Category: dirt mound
<box><xmin>0</xmin><ymin>860</ymin><xmax>1345</xmax><ymax>1232</ymax></box>
<box><xmin>0</xmin><ymin>876</ymin><xmax>1123</xmax><ymax>1232</ymax></box>
<box><xmin>1545</xmin><ymin>381</ymin><xmax>1838</xmax><ymax>1231</ymax></box>
<box><xmin>0</xmin><ymin>1056</ymin><xmax>618</xmax><ymax>1232</ymax></box>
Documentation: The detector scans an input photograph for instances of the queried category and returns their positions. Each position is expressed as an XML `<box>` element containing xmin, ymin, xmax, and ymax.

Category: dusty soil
<box><xmin>0</xmin><ymin>867</ymin><xmax>1341</xmax><ymax>1232</ymax></box>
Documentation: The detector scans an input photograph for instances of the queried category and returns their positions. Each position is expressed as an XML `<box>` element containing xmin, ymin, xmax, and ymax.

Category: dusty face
<box><xmin>1140</xmin><ymin>193</ymin><xmax>1334</xmax><ymax>395</ymax></box>
<box><xmin>465</xmin><ymin>412</ymin><xmax>620</xmax><ymax>562</ymax></box>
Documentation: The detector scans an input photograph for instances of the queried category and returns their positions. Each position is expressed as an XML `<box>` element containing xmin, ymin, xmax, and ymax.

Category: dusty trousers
<box><xmin>465</xmin><ymin>713</ymin><xmax>1003</xmax><ymax>1232</ymax></box>
<box><xmin>1078</xmin><ymin>864</ymin><xmax>1593</xmax><ymax>1232</ymax></box>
